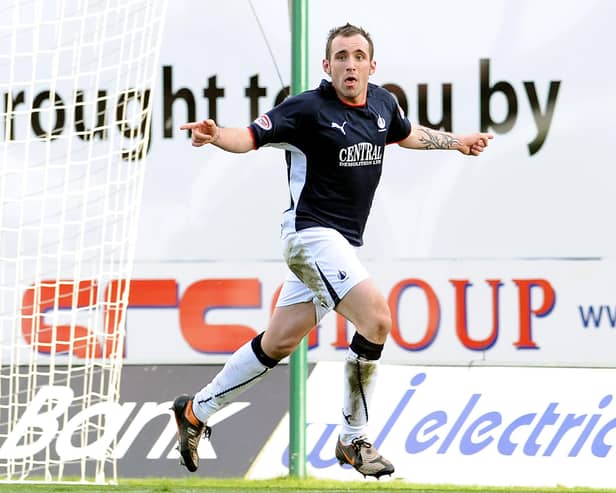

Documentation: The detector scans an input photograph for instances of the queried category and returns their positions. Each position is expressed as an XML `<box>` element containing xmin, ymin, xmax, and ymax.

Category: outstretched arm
<box><xmin>399</xmin><ymin>124</ymin><xmax>493</xmax><ymax>156</ymax></box>
<box><xmin>179</xmin><ymin>119</ymin><xmax>254</xmax><ymax>154</ymax></box>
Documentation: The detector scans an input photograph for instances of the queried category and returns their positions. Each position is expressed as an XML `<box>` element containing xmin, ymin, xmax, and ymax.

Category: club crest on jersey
<box><xmin>254</xmin><ymin>114</ymin><xmax>272</xmax><ymax>130</ymax></box>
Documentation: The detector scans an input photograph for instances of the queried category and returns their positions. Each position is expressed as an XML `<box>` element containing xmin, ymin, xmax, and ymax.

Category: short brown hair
<box><xmin>325</xmin><ymin>23</ymin><xmax>374</xmax><ymax>61</ymax></box>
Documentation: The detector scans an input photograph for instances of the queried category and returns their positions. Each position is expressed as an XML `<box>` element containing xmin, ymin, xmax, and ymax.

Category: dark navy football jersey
<box><xmin>249</xmin><ymin>79</ymin><xmax>412</xmax><ymax>246</ymax></box>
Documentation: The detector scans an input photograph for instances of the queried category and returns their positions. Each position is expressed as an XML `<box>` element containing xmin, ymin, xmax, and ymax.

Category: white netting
<box><xmin>0</xmin><ymin>0</ymin><xmax>167</xmax><ymax>483</ymax></box>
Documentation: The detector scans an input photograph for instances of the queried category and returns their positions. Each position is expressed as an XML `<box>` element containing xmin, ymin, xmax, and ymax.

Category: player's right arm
<box><xmin>180</xmin><ymin>119</ymin><xmax>254</xmax><ymax>153</ymax></box>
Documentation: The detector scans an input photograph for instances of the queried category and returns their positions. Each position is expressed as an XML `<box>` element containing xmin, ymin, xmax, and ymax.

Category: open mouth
<box><xmin>344</xmin><ymin>76</ymin><xmax>357</xmax><ymax>87</ymax></box>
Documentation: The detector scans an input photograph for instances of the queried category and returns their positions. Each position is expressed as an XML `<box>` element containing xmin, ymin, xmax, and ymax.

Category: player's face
<box><xmin>323</xmin><ymin>34</ymin><xmax>375</xmax><ymax>106</ymax></box>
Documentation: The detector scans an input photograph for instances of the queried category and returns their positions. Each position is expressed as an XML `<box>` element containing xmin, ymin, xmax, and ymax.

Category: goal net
<box><xmin>0</xmin><ymin>0</ymin><xmax>167</xmax><ymax>484</ymax></box>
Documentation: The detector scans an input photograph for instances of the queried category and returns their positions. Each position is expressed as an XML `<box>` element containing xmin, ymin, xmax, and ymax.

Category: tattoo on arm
<box><xmin>417</xmin><ymin>126</ymin><xmax>460</xmax><ymax>150</ymax></box>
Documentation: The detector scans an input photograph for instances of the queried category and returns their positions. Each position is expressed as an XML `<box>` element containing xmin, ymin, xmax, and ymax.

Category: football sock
<box><xmin>192</xmin><ymin>332</ymin><xmax>279</xmax><ymax>424</ymax></box>
<box><xmin>339</xmin><ymin>332</ymin><xmax>383</xmax><ymax>444</ymax></box>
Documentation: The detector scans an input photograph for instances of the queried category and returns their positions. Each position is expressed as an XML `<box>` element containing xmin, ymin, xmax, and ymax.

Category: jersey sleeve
<box><xmin>248</xmin><ymin>95</ymin><xmax>305</xmax><ymax>149</ymax></box>
<box><xmin>385</xmin><ymin>92</ymin><xmax>412</xmax><ymax>144</ymax></box>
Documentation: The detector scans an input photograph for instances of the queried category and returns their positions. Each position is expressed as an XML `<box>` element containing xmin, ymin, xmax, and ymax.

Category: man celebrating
<box><xmin>174</xmin><ymin>23</ymin><xmax>493</xmax><ymax>479</ymax></box>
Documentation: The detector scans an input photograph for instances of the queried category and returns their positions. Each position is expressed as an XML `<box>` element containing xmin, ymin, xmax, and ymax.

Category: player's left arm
<box><xmin>398</xmin><ymin>124</ymin><xmax>493</xmax><ymax>156</ymax></box>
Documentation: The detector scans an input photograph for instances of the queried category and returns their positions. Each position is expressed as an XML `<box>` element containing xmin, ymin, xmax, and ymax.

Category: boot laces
<box><xmin>351</xmin><ymin>437</ymin><xmax>372</xmax><ymax>452</ymax></box>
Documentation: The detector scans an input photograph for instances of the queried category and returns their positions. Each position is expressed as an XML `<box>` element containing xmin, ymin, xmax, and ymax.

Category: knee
<box><xmin>365</xmin><ymin>304</ymin><xmax>392</xmax><ymax>343</ymax></box>
<box><xmin>377</xmin><ymin>310</ymin><xmax>392</xmax><ymax>338</ymax></box>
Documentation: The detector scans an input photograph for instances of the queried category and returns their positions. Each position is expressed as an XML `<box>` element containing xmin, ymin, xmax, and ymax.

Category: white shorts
<box><xmin>276</xmin><ymin>227</ymin><xmax>369</xmax><ymax>322</ymax></box>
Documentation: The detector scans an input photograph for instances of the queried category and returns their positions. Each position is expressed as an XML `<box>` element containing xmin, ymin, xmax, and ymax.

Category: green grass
<box><xmin>1</xmin><ymin>477</ymin><xmax>616</xmax><ymax>493</ymax></box>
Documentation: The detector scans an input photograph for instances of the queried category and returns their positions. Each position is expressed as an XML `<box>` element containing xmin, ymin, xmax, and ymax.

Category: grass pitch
<box><xmin>0</xmin><ymin>477</ymin><xmax>615</xmax><ymax>493</ymax></box>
